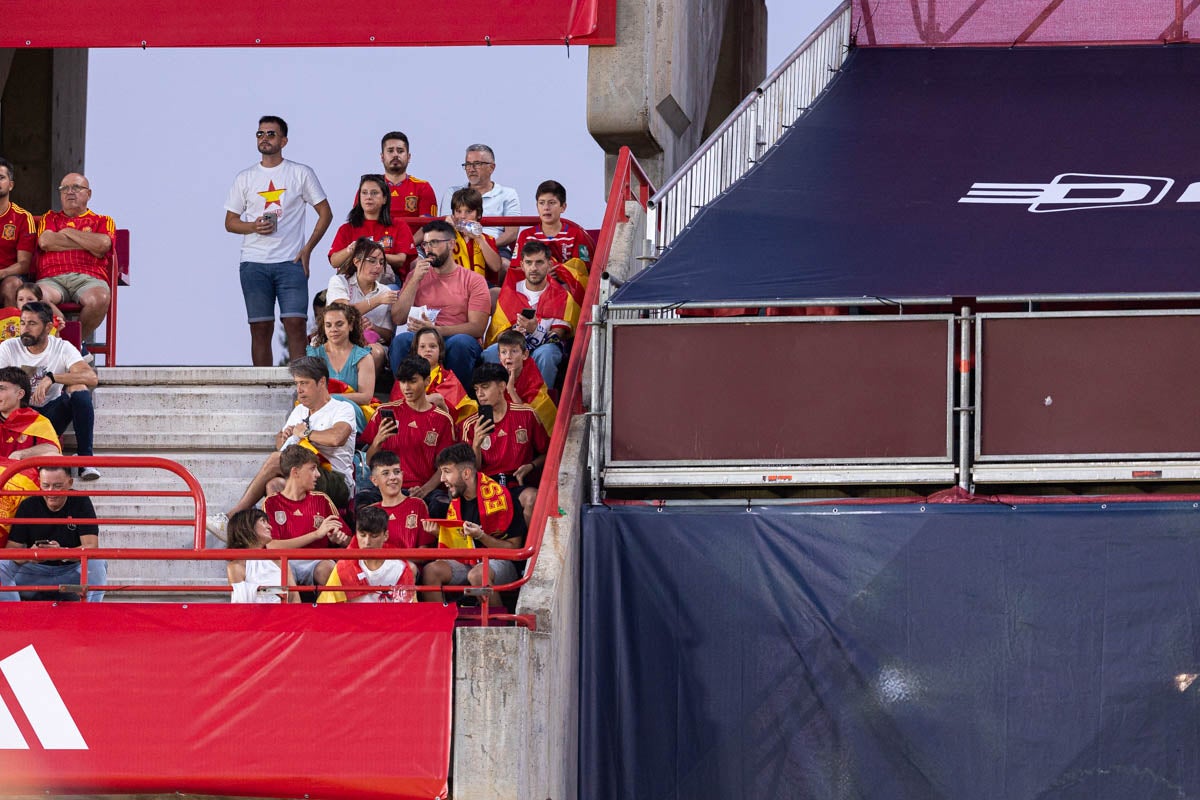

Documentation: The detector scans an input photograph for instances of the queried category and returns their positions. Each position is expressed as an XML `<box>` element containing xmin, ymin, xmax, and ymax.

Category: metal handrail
<box><xmin>647</xmin><ymin>1</ymin><xmax>852</xmax><ymax>250</ymax></box>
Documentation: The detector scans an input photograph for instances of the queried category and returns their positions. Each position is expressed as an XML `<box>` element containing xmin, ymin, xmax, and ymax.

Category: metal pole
<box><xmin>958</xmin><ymin>305</ymin><xmax>973</xmax><ymax>491</ymax></box>
<box><xmin>588</xmin><ymin>285</ymin><xmax>607</xmax><ymax>505</ymax></box>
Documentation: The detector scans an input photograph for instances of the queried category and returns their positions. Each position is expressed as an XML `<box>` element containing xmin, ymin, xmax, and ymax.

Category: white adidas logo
<box><xmin>0</xmin><ymin>645</ymin><xmax>87</xmax><ymax>749</ymax></box>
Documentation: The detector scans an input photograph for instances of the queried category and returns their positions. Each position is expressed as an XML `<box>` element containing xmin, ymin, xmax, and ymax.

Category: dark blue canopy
<box><xmin>612</xmin><ymin>45</ymin><xmax>1200</xmax><ymax>307</ymax></box>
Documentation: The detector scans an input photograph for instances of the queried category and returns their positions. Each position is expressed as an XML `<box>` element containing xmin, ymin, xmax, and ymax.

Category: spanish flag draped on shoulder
<box><xmin>509</xmin><ymin>358</ymin><xmax>557</xmax><ymax>436</ymax></box>
<box><xmin>437</xmin><ymin>472</ymin><xmax>514</xmax><ymax>565</ymax></box>
<box><xmin>486</xmin><ymin>266</ymin><xmax>577</xmax><ymax>348</ymax></box>
<box><xmin>0</xmin><ymin>407</ymin><xmax>60</xmax><ymax>546</ymax></box>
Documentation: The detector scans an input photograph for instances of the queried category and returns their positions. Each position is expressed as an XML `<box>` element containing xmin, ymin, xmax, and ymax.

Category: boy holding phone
<box><xmin>360</xmin><ymin>356</ymin><xmax>456</xmax><ymax>512</ymax></box>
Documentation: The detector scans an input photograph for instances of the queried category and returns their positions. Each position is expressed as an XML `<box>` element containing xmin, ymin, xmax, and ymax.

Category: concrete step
<box><xmin>89</xmin><ymin>410</ymin><xmax>285</xmax><ymax>434</ymax></box>
<box><xmin>69</xmin><ymin>430</ymin><xmax>279</xmax><ymax>451</ymax></box>
<box><xmin>94</xmin><ymin>384</ymin><xmax>296</xmax><ymax>413</ymax></box>
<box><xmin>97</xmin><ymin>366</ymin><xmax>294</xmax><ymax>387</ymax></box>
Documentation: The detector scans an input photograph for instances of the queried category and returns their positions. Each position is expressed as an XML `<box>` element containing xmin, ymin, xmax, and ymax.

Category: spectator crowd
<box><xmin>0</xmin><ymin>114</ymin><xmax>595</xmax><ymax>604</ymax></box>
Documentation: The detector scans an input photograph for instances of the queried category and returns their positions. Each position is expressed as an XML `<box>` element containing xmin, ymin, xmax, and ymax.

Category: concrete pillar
<box><xmin>0</xmin><ymin>48</ymin><xmax>88</xmax><ymax>214</ymax></box>
<box><xmin>587</xmin><ymin>0</ymin><xmax>767</xmax><ymax>191</ymax></box>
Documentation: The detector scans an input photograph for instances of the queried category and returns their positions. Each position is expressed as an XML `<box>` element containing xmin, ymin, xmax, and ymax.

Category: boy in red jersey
<box><xmin>511</xmin><ymin>179</ymin><xmax>594</xmax><ymax>268</ymax></box>
<box><xmin>354</xmin><ymin>450</ymin><xmax>433</xmax><ymax>551</ymax></box>
<box><xmin>0</xmin><ymin>158</ymin><xmax>35</xmax><ymax>308</ymax></box>
<box><xmin>263</xmin><ymin>445</ymin><xmax>350</xmax><ymax>586</ymax></box>
<box><xmin>460</xmin><ymin>363</ymin><xmax>548</xmax><ymax>524</ymax></box>
<box><xmin>361</xmin><ymin>356</ymin><xmax>455</xmax><ymax>515</ymax></box>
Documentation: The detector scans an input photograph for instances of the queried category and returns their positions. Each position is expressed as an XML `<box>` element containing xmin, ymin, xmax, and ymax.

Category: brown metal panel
<box><xmin>978</xmin><ymin>315</ymin><xmax>1200</xmax><ymax>457</ymax></box>
<box><xmin>609</xmin><ymin>319</ymin><xmax>951</xmax><ymax>462</ymax></box>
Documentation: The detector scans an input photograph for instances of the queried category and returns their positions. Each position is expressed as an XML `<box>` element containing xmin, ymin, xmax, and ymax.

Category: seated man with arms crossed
<box><xmin>0</xmin><ymin>302</ymin><xmax>99</xmax><ymax>479</ymax></box>
<box><xmin>318</xmin><ymin>505</ymin><xmax>417</xmax><ymax>603</ymax></box>
<box><xmin>209</xmin><ymin>356</ymin><xmax>356</xmax><ymax>536</ymax></box>
<box><xmin>419</xmin><ymin>443</ymin><xmax>526</xmax><ymax>603</ymax></box>
<box><xmin>36</xmin><ymin>173</ymin><xmax>116</xmax><ymax>343</ymax></box>
<box><xmin>264</xmin><ymin>444</ymin><xmax>350</xmax><ymax>588</ymax></box>
<box><xmin>0</xmin><ymin>465</ymin><xmax>104</xmax><ymax>602</ymax></box>
<box><xmin>360</xmin><ymin>356</ymin><xmax>456</xmax><ymax>515</ymax></box>
<box><xmin>388</xmin><ymin>219</ymin><xmax>490</xmax><ymax>388</ymax></box>
<box><xmin>461</xmin><ymin>363</ymin><xmax>549</xmax><ymax>524</ymax></box>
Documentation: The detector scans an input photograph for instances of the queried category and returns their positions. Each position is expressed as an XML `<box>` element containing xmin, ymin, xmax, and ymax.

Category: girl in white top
<box><xmin>326</xmin><ymin>238</ymin><xmax>397</xmax><ymax>372</ymax></box>
<box><xmin>225</xmin><ymin>508</ymin><xmax>297</xmax><ymax>604</ymax></box>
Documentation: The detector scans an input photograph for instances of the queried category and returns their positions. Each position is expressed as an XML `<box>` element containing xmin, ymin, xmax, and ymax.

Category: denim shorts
<box><xmin>239</xmin><ymin>260</ymin><xmax>308</xmax><ymax>323</ymax></box>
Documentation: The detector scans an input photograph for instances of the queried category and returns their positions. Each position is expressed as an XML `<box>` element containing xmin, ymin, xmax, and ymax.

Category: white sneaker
<box><xmin>79</xmin><ymin>466</ymin><xmax>101</xmax><ymax>481</ymax></box>
<box><xmin>206</xmin><ymin>513</ymin><xmax>229</xmax><ymax>541</ymax></box>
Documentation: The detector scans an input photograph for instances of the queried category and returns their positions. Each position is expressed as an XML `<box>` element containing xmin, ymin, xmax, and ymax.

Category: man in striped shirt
<box><xmin>36</xmin><ymin>173</ymin><xmax>115</xmax><ymax>341</ymax></box>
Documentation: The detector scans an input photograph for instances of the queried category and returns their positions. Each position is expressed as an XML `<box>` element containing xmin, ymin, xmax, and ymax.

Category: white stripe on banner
<box><xmin>0</xmin><ymin>645</ymin><xmax>87</xmax><ymax>750</ymax></box>
<box><xmin>0</xmin><ymin>690</ymin><xmax>29</xmax><ymax>749</ymax></box>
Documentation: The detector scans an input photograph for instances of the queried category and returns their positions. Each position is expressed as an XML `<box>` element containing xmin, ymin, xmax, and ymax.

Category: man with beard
<box><xmin>419</xmin><ymin>442</ymin><xmax>526</xmax><ymax>603</ymax></box>
<box><xmin>378</xmin><ymin>131</ymin><xmax>437</xmax><ymax>254</ymax></box>
<box><xmin>0</xmin><ymin>367</ymin><xmax>60</xmax><ymax>549</ymax></box>
<box><xmin>0</xmin><ymin>158</ymin><xmax>36</xmax><ymax>308</ymax></box>
<box><xmin>388</xmin><ymin>219</ymin><xmax>490</xmax><ymax>387</ymax></box>
<box><xmin>0</xmin><ymin>302</ymin><xmax>98</xmax><ymax>479</ymax></box>
<box><xmin>224</xmin><ymin>115</ymin><xmax>332</xmax><ymax>366</ymax></box>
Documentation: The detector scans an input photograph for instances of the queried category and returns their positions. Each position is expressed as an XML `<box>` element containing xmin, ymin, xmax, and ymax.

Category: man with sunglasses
<box><xmin>225</xmin><ymin>115</ymin><xmax>333</xmax><ymax>366</ymax></box>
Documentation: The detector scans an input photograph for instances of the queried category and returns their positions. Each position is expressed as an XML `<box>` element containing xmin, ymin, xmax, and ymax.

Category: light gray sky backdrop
<box><xmin>83</xmin><ymin>0</ymin><xmax>839</xmax><ymax>364</ymax></box>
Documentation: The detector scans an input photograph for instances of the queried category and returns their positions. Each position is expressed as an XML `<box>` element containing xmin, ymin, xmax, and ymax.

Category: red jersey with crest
<box><xmin>388</xmin><ymin>176</ymin><xmax>437</xmax><ymax>220</ymax></box>
<box><xmin>264</xmin><ymin>490</ymin><xmax>349</xmax><ymax>549</ymax></box>
<box><xmin>36</xmin><ymin>209</ymin><xmax>116</xmax><ymax>281</ymax></box>
<box><xmin>461</xmin><ymin>403</ymin><xmax>549</xmax><ymax>477</ymax></box>
<box><xmin>329</xmin><ymin>219</ymin><xmax>414</xmax><ymax>262</ymax></box>
<box><xmin>0</xmin><ymin>203</ymin><xmax>35</xmax><ymax>269</ymax></box>
<box><xmin>347</xmin><ymin>497</ymin><xmax>433</xmax><ymax>550</ymax></box>
<box><xmin>360</xmin><ymin>400</ymin><xmax>456</xmax><ymax>489</ymax></box>
<box><xmin>513</xmin><ymin>219</ymin><xmax>594</xmax><ymax>266</ymax></box>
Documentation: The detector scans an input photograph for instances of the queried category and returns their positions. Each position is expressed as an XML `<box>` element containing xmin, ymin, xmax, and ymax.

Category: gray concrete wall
<box><xmin>587</xmin><ymin>0</ymin><xmax>767</xmax><ymax>189</ymax></box>
<box><xmin>0</xmin><ymin>48</ymin><xmax>87</xmax><ymax>213</ymax></box>
<box><xmin>452</xmin><ymin>415</ymin><xmax>587</xmax><ymax>800</ymax></box>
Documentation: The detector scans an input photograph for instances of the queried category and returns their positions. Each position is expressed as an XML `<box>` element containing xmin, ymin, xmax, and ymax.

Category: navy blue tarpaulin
<box><xmin>580</xmin><ymin>502</ymin><xmax>1200</xmax><ymax>799</ymax></box>
<box><xmin>612</xmin><ymin>46</ymin><xmax>1200</xmax><ymax>306</ymax></box>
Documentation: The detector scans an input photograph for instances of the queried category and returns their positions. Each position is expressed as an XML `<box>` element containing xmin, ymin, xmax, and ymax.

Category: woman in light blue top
<box><xmin>306</xmin><ymin>303</ymin><xmax>373</xmax><ymax>429</ymax></box>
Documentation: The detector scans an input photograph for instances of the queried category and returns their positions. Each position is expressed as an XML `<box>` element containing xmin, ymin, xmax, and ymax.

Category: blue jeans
<box><xmin>38</xmin><ymin>389</ymin><xmax>94</xmax><ymax>456</ymax></box>
<box><xmin>481</xmin><ymin>342</ymin><xmax>563</xmax><ymax>388</ymax></box>
<box><xmin>0</xmin><ymin>557</ymin><xmax>107</xmax><ymax>602</ymax></box>
<box><xmin>389</xmin><ymin>331</ymin><xmax>482</xmax><ymax>390</ymax></box>
<box><xmin>239</xmin><ymin>260</ymin><xmax>308</xmax><ymax>323</ymax></box>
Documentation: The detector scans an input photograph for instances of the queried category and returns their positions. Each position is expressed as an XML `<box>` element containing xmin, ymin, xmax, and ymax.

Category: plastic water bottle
<box><xmin>456</xmin><ymin>220</ymin><xmax>483</xmax><ymax>237</ymax></box>
<box><xmin>280</xmin><ymin>434</ymin><xmax>302</xmax><ymax>451</ymax></box>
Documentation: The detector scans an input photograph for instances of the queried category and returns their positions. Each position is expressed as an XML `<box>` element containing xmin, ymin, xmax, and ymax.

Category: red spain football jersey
<box><xmin>361</xmin><ymin>400</ymin><xmax>456</xmax><ymax>489</ymax></box>
<box><xmin>346</xmin><ymin>497</ymin><xmax>433</xmax><ymax>550</ymax></box>
<box><xmin>264</xmin><ymin>491</ymin><xmax>349</xmax><ymax>548</ymax></box>
<box><xmin>0</xmin><ymin>203</ymin><xmax>35</xmax><ymax>269</ymax></box>
<box><xmin>36</xmin><ymin>209</ymin><xmax>116</xmax><ymax>281</ymax></box>
<box><xmin>512</xmin><ymin>219</ymin><xmax>594</xmax><ymax>266</ymax></box>
<box><xmin>460</xmin><ymin>403</ymin><xmax>549</xmax><ymax>477</ymax></box>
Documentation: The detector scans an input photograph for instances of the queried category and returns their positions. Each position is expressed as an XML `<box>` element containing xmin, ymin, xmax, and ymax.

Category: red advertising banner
<box><xmin>0</xmin><ymin>0</ymin><xmax>615</xmax><ymax>48</ymax></box>
<box><xmin>0</xmin><ymin>603</ymin><xmax>456</xmax><ymax>799</ymax></box>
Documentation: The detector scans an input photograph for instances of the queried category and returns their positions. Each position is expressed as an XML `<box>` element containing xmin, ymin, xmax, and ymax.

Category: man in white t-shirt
<box><xmin>208</xmin><ymin>356</ymin><xmax>356</xmax><ymax>538</ymax></box>
<box><xmin>0</xmin><ymin>303</ymin><xmax>99</xmax><ymax>480</ymax></box>
<box><xmin>441</xmin><ymin>143</ymin><xmax>521</xmax><ymax>256</ymax></box>
<box><xmin>224</xmin><ymin>115</ymin><xmax>333</xmax><ymax>366</ymax></box>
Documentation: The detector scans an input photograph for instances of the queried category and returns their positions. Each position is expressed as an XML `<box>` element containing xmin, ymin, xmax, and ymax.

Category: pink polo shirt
<box><xmin>414</xmin><ymin>266</ymin><xmax>490</xmax><ymax>327</ymax></box>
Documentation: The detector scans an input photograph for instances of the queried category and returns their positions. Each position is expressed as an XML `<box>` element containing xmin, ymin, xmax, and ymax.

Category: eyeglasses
<box><xmin>461</xmin><ymin>161</ymin><xmax>494</xmax><ymax>169</ymax></box>
<box><xmin>255</xmin><ymin>131</ymin><xmax>280</xmax><ymax>139</ymax></box>
<box><xmin>362</xmin><ymin>256</ymin><xmax>385</xmax><ymax>265</ymax></box>
<box><xmin>58</xmin><ymin>185</ymin><xmax>89</xmax><ymax>194</ymax></box>
<box><xmin>423</xmin><ymin>238</ymin><xmax>453</xmax><ymax>247</ymax></box>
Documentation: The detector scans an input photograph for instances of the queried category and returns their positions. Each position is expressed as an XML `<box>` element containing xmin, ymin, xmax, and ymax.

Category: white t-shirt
<box><xmin>442</xmin><ymin>181</ymin><xmax>521</xmax><ymax>239</ymax></box>
<box><xmin>516</xmin><ymin>280</ymin><xmax>566</xmax><ymax>347</ymax></box>
<box><xmin>225</xmin><ymin>159</ymin><xmax>328</xmax><ymax>263</ymax></box>
<box><xmin>325</xmin><ymin>274</ymin><xmax>395</xmax><ymax>335</ymax></box>
<box><xmin>0</xmin><ymin>337</ymin><xmax>85</xmax><ymax>405</ymax></box>
<box><xmin>283</xmin><ymin>399</ymin><xmax>357</xmax><ymax>491</ymax></box>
